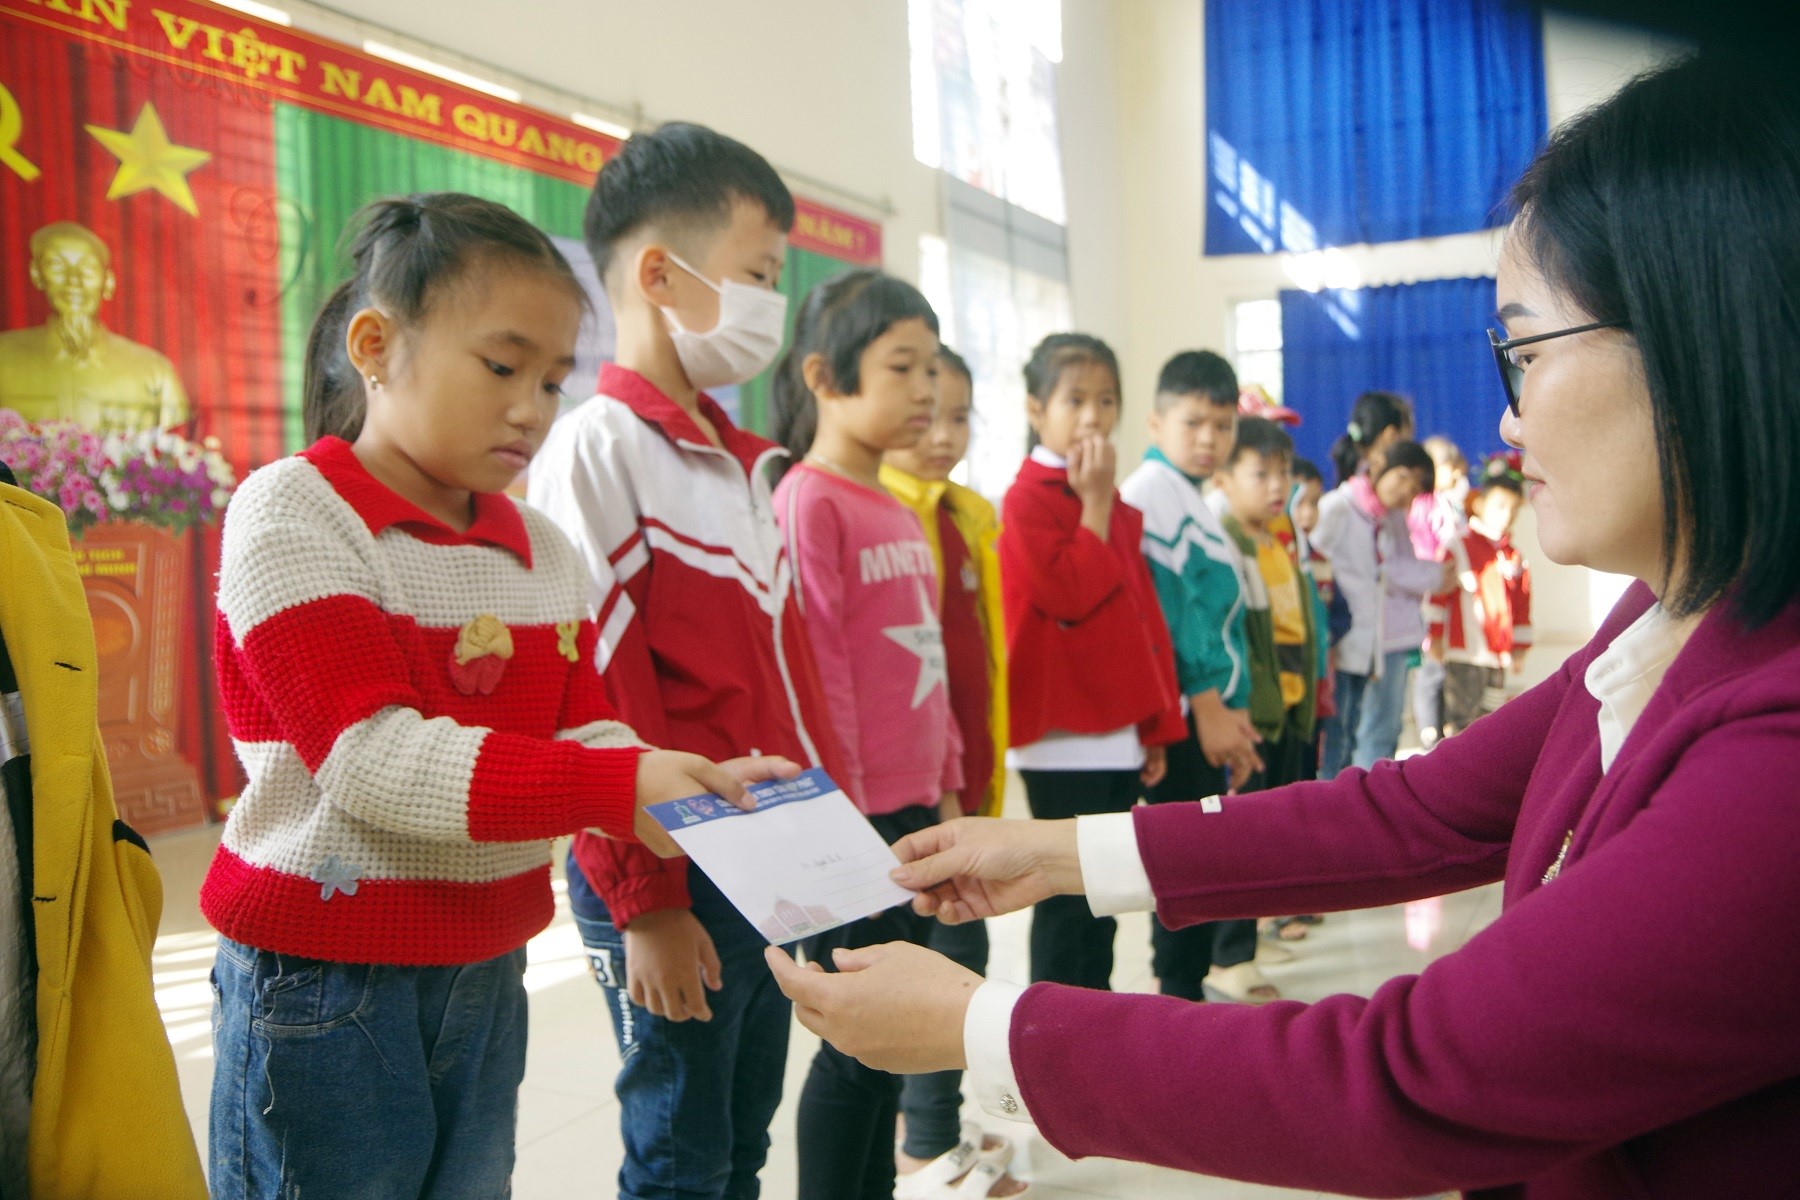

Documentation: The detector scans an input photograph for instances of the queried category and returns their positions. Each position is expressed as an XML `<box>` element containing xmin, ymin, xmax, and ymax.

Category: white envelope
<box><xmin>646</xmin><ymin>769</ymin><xmax>916</xmax><ymax>945</ymax></box>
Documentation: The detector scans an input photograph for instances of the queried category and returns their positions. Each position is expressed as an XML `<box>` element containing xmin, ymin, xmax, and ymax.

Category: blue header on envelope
<box><xmin>647</xmin><ymin>767</ymin><xmax>839</xmax><ymax>831</ymax></box>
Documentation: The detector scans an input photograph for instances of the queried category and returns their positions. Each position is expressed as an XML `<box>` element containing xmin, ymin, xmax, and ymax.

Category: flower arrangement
<box><xmin>0</xmin><ymin>409</ymin><xmax>237</xmax><ymax>536</ymax></box>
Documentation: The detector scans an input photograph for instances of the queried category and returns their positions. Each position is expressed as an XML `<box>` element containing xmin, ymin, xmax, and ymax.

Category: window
<box><xmin>1232</xmin><ymin>298</ymin><xmax>1284</xmax><ymax>402</ymax></box>
<box><xmin>910</xmin><ymin>0</ymin><xmax>1066</xmax><ymax>224</ymax></box>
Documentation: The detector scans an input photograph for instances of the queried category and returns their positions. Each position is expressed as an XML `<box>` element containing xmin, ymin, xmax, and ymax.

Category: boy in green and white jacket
<box><xmin>1120</xmin><ymin>351</ymin><xmax>1278</xmax><ymax>1005</ymax></box>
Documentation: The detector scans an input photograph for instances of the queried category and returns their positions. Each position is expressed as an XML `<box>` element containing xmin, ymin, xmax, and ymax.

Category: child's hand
<box><xmin>1510</xmin><ymin>648</ymin><xmax>1528</xmax><ymax>675</ymax></box>
<box><xmin>1426</xmin><ymin>635</ymin><xmax>1447</xmax><ymax>664</ymax></box>
<box><xmin>1067</xmin><ymin>435</ymin><xmax>1117</xmax><ymax>536</ymax></box>
<box><xmin>1195</xmin><ymin>699</ymin><xmax>1265</xmax><ymax>782</ymax></box>
<box><xmin>624</xmin><ymin>908</ymin><xmax>723</xmax><ymax>1022</ymax></box>
<box><xmin>1140</xmin><ymin>743</ymin><xmax>1168</xmax><ymax>788</ymax></box>
<box><xmin>1440</xmin><ymin>559</ymin><xmax>1461</xmax><ymax>593</ymax></box>
<box><xmin>633</xmin><ymin>751</ymin><xmax>784</xmax><ymax>858</ymax></box>
<box><xmin>937</xmin><ymin>792</ymin><xmax>963</xmax><ymax>824</ymax></box>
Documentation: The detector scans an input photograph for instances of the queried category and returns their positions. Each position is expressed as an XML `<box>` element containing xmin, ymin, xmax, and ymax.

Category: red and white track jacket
<box><xmin>1426</xmin><ymin>518</ymin><xmax>1534</xmax><ymax>668</ymax></box>
<box><xmin>529</xmin><ymin>365</ymin><xmax>844</xmax><ymax>927</ymax></box>
<box><xmin>204</xmin><ymin>437</ymin><xmax>646</xmax><ymax>966</ymax></box>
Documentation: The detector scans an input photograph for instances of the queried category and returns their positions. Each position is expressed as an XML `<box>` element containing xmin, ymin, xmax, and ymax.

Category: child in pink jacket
<box><xmin>769</xmin><ymin>269</ymin><xmax>972</xmax><ymax>1200</ymax></box>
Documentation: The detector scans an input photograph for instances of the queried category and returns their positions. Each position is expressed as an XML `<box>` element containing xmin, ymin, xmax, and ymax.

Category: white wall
<box><xmin>1099</xmin><ymin>3</ymin><xmax>1680</xmax><ymax>638</ymax></box>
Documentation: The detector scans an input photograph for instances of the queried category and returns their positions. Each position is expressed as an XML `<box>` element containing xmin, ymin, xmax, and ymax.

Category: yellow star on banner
<box><xmin>85</xmin><ymin>102</ymin><xmax>211</xmax><ymax>217</ymax></box>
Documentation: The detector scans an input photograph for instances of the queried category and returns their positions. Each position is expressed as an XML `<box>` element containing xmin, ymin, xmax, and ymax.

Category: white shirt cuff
<box><xmin>964</xmin><ymin>979</ymin><xmax>1032</xmax><ymax>1124</ymax></box>
<box><xmin>1077</xmin><ymin>811</ymin><xmax>1155</xmax><ymax>917</ymax></box>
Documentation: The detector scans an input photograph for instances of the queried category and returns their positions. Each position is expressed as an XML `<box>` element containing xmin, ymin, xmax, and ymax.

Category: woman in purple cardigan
<box><xmin>766</xmin><ymin>50</ymin><xmax>1800</xmax><ymax>1200</ymax></box>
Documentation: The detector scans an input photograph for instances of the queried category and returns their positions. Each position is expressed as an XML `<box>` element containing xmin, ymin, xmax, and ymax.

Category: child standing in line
<box><xmin>880</xmin><ymin>347</ymin><xmax>1025</xmax><ymax>1199</ymax></box>
<box><xmin>1286</xmin><ymin>456</ymin><xmax>1334</xmax><ymax>777</ymax></box>
<box><xmin>1312</xmin><ymin>440</ymin><xmax>1453</xmax><ymax>776</ymax></box>
<box><xmin>1214</xmin><ymin>421</ymin><xmax>1326</xmax><ymax>965</ymax></box>
<box><xmin>1119</xmin><ymin>350</ymin><xmax>1265</xmax><ymax>1004</ymax></box>
<box><xmin>528</xmin><ymin>122</ymin><xmax>843</xmax><ymax>1200</ymax></box>
<box><xmin>769</xmin><ymin>272</ymin><xmax>975</xmax><ymax>1200</ymax></box>
<box><xmin>1409</xmin><ymin>436</ymin><xmax>1471</xmax><ymax>750</ymax></box>
<box><xmin>1002</xmin><ymin>334</ymin><xmax>1186</xmax><ymax>992</ymax></box>
<box><xmin>1428</xmin><ymin>455</ymin><xmax>1533</xmax><ymax>736</ymax></box>
<box><xmin>204</xmin><ymin>194</ymin><xmax>789</xmax><ymax>1200</ymax></box>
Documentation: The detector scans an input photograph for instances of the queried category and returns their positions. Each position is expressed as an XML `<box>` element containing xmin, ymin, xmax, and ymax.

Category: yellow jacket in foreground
<box><xmin>879</xmin><ymin>466</ymin><xmax>1008</xmax><ymax>815</ymax></box>
<box><xmin>0</xmin><ymin>478</ymin><xmax>205</xmax><ymax>1198</ymax></box>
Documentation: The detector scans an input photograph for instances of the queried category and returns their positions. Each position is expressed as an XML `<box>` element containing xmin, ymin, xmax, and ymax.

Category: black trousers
<box><xmin>1143</xmin><ymin>716</ymin><xmax>1256</xmax><ymax>999</ymax></box>
<box><xmin>795</xmin><ymin>805</ymin><xmax>936</xmax><ymax>1200</ymax></box>
<box><xmin>1020</xmin><ymin>767</ymin><xmax>1142</xmax><ymax>989</ymax></box>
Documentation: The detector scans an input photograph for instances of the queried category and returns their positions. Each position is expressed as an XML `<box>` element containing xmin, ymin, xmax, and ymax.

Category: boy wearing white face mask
<box><xmin>530</xmin><ymin>123</ymin><xmax>848</xmax><ymax>1200</ymax></box>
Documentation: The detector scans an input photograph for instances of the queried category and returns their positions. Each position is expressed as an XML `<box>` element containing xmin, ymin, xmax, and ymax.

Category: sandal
<box><xmin>896</xmin><ymin>1123</ymin><xmax>1028</xmax><ymax>1200</ymax></box>
<box><xmin>1202</xmin><ymin>961</ymin><xmax>1282</xmax><ymax>1004</ymax></box>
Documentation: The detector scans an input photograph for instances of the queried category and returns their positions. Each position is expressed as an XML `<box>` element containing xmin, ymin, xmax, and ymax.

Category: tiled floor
<box><xmin>150</xmin><ymin>642</ymin><xmax>1574</xmax><ymax>1198</ymax></box>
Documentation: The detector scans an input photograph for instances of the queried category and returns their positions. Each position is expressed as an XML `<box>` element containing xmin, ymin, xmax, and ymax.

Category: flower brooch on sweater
<box><xmin>451</xmin><ymin>614</ymin><xmax>514</xmax><ymax>695</ymax></box>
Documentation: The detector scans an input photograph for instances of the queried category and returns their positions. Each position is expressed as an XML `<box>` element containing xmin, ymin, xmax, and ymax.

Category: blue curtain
<box><xmin>1280</xmin><ymin>277</ymin><xmax>1505</xmax><ymax>476</ymax></box>
<box><xmin>1204</xmin><ymin>0</ymin><xmax>1546</xmax><ymax>256</ymax></box>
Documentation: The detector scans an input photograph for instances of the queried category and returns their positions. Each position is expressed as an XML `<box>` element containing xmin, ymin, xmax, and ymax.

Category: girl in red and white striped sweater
<box><xmin>203</xmin><ymin>193</ymin><xmax>792</xmax><ymax>1200</ymax></box>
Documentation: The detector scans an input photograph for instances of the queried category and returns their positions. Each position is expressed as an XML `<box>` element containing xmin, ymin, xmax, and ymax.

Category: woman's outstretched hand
<box><xmin>887</xmin><ymin>817</ymin><xmax>1084</xmax><ymax>923</ymax></box>
<box><xmin>764</xmin><ymin>942</ymin><xmax>979</xmax><ymax>1073</ymax></box>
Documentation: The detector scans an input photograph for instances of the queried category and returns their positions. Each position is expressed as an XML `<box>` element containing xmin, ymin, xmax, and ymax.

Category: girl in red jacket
<box><xmin>999</xmin><ymin>333</ymin><xmax>1186</xmax><ymax>990</ymax></box>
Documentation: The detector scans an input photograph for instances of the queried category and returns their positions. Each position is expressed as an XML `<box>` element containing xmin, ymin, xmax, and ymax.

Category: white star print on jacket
<box><xmin>775</xmin><ymin>463</ymin><xmax>963</xmax><ymax>816</ymax></box>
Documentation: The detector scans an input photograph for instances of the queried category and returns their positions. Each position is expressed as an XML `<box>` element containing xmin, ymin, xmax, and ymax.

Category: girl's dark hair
<box><xmin>1291</xmin><ymin>457</ymin><xmax>1324</xmax><ymax>485</ymax></box>
<box><xmin>1024</xmin><ymin>333</ymin><xmax>1120</xmax><ymax>402</ymax></box>
<box><xmin>1022</xmin><ymin>333</ymin><xmax>1121</xmax><ymax>451</ymax></box>
<box><xmin>1329</xmin><ymin>390</ymin><xmax>1413</xmax><ymax>485</ymax></box>
<box><xmin>1508</xmin><ymin>50</ymin><xmax>1800</xmax><ymax>625</ymax></box>
<box><xmin>768</xmin><ymin>269</ymin><xmax>939</xmax><ymax>477</ymax></box>
<box><xmin>303</xmin><ymin>192</ymin><xmax>587</xmax><ymax>444</ymax></box>
<box><xmin>1373</xmin><ymin>439</ymin><xmax>1436</xmax><ymax>494</ymax></box>
<box><xmin>937</xmin><ymin>345</ymin><xmax>973</xmax><ymax>385</ymax></box>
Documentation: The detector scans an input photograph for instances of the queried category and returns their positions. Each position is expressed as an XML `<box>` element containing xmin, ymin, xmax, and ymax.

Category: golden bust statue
<box><xmin>0</xmin><ymin>221</ymin><xmax>190</xmax><ymax>432</ymax></box>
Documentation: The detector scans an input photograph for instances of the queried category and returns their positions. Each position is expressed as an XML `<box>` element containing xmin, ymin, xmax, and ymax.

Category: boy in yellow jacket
<box><xmin>0</xmin><ymin>462</ymin><xmax>205</xmax><ymax>1199</ymax></box>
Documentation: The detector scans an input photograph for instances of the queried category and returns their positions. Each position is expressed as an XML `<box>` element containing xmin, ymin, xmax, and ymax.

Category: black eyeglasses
<box><xmin>1488</xmin><ymin>321</ymin><xmax>1630</xmax><ymax>416</ymax></box>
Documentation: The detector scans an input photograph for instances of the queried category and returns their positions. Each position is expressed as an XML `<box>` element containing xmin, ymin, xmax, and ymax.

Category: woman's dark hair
<box><xmin>1329</xmin><ymin>390</ymin><xmax>1413</xmax><ymax>485</ymax></box>
<box><xmin>1508</xmin><ymin>50</ymin><xmax>1800</xmax><ymax>625</ymax></box>
<box><xmin>937</xmin><ymin>345</ymin><xmax>973</xmax><ymax>386</ymax></box>
<box><xmin>1373</xmin><ymin>439</ymin><xmax>1436</xmax><ymax>494</ymax></box>
<box><xmin>1022</xmin><ymin>333</ymin><xmax>1121</xmax><ymax>450</ymax></box>
<box><xmin>303</xmin><ymin>192</ymin><xmax>587</xmax><ymax>444</ymax></box>
<box><xmin>1225</xmin><ymin>415</ymin><xmax>1294</xmax><ymax>468</ymax></box>
<box><xmin>768</xmin><ymin>269</ymin><xmax>939</xmax><ymax>478</ymax></box>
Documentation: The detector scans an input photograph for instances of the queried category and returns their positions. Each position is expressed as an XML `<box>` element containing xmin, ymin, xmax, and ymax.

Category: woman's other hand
<box><xmin>888</xmin><ymin>817</ymin><xmax>1084</xmax><ymax>922</ymax></box>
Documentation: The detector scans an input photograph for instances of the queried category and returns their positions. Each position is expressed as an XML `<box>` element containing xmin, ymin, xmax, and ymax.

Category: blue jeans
<box><xmin>209</xmin><ymin>936</ymin><xmax>527</xmax><ymax>1199</ymax></box>
<box><xmin>1323</xmin><ymin>650</ymin><xmax>1414</xmax><ymax>775</ymax></box>
<box><xmin>898</xmin><ymin>917</ymin><xmax>990</xmax><ymax>1160</ymax></box>
<box><xmin>567</xmin><ymin>855</ymin><xmax>791</xmax><ymax>1200</ymax></box>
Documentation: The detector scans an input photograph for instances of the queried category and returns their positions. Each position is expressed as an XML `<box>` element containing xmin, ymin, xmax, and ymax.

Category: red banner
<box><xmin>792</xmin><ymin>196</ymin><xmax>882</xmax><ymax>267</ymax></box>
<box><xmin>3</xmin><ymin>0</ymin><xmax>622</xmax><ymax>184</ymax></box>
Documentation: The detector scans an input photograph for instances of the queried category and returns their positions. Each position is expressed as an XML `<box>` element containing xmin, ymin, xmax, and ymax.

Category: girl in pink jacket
<box><xmin>769</xmin><ymin>270</ymin><xmax>974</xmax><ymax>1200</ymax></box>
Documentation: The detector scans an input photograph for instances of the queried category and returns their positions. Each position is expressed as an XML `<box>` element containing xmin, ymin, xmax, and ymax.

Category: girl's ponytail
<box><xmin>1331</xmin><ymin>390</ymin><xmax>1414</xmax><ymax>484</ymax></box>
<box><xmin>302</xmin><ymin>278</ymin><xmax>365</xmax><ymax>443</ymax></box>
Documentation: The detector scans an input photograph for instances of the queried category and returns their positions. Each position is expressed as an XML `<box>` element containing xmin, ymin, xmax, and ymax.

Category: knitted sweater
<box><xmin>202</xmin><ymin>438</ymin><xmax>646</xmax><ymax>967</ymax></box>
